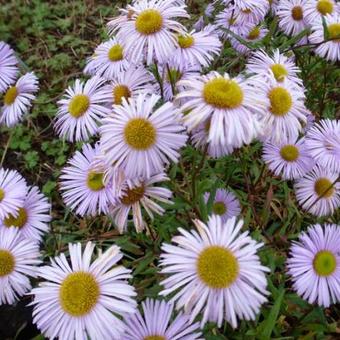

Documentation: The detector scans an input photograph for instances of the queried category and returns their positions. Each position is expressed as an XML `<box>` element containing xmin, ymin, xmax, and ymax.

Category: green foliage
<box><xmin>0</xmin><ymin>0</ymin><xmax>339</xmax><ymax>339</ymax></box>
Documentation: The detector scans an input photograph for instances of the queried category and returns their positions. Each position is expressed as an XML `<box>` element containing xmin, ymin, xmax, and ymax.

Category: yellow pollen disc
<box><xmin>0</xmin><ymin>249</ymin><xmax>15</xmax><ymax>277</ymax></box>
<box><xmin>0</xmin><ymin>188</ymin><xmax>4</xmax><ymax>202</ymax></box>
<box><xmin>4</xmin><ymin>208</ymin><xmax>28</xmax><ymax>228</ymax></box>
<box><xmin>178</xmin><ymin>34</ymin><xmax>195</xmax><ymax>48</ymax></box>
<box><xmin>197</xmin><ymin>246</ymin><xmax>239</xmax><ymax>289</ymax></box>
<box><xmin>59</xmin><ymin>271</ymin><xmax>100</xmax><ymax>317</ymax></box>
<box><xmin>269</xmin><ymin>87</ymin><xmax>292</xmax><ymax>116</ymax></box>
<box><xmin>203</xmin><ymin>78</ymin><xmax>244</xmax><ymax>109</ymax></box>
<box><xmin>212</xmin><ymin>201</ymin><xmax>227</xmax><ymax>215</ymax></box>
<box><xmin>124</xmin><ymin>118</ymin><xmax>156</xmax><ymax>150</ymax></box>
<box><xmin>314</xmin><ymin>178</ymin><xmax>335</xmax><ymax>198</ymax></box>
<box><xmin>87</xmin><ymin>172</ymin><xmax>105</xmax><ymax>191</ymax></box>
<box><xmin>108</xmin><ymin>44</ymin><xmax>124</xmax><ymax>61</ymax></box>
<box><xmin>4</xmin><ymin>86</ymin><xmax>18</xmax><ymax>105</ymax></box>
<box><xmin>327</xmin><ymin>23</ymin><xmax>340</xmax><ymax>40</ymax></box>
<box><xmin>313</xmin><ymin>250</ymin><xmax>337</xmax><ymax>276</ymax></box>
<box><xmin>135</xmin><ymin>9</ymin><xmax>163</xmax><ymax>35</ymax></box>
<box><xmin>247</xmin><ymin>26</ymin><xmax>260</xmax><ymax>40</ymax></box>
<box><xmin>144</xmin><ymin>336</ymin><xmax>166</xmax><ymax>340</ymax></box>
<box><xmin>291</xmin><ymin>6</ymin><xmax>303</xmax><ymax>20</ymax></box>
<box><xmin>121</xmin><ymin>186</ymin><xmax>145</xmax><ymax>205</ymax></box>
<box><xmin>280</xmin><ymin>144</ymin><xmax>299</xmax><ymax>162</ymax></box>
<box><xmin>113</xmin><ymin>85</ymin><xmax>131</xmax><ymax>105</ymax></box>
<box><xmin>271</xmin><ymin>64</ymin><xmax>288</xmax><ymax>82</ymax></box>
<box><xmin>317</xmin><ymin>0</ymin><xmax>334</xmax><ymax>15</ymax></box>
<box><xmin>68</xmin><ymin>94</ymin><xmax>90</xmax><ymax>118</ymax></box>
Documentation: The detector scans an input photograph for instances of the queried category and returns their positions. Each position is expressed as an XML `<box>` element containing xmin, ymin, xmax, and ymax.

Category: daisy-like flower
<box><xmin>229</xmin><ymin>2</ymin><xmax>269</xmax><ymax>26</ymax></box>
<box><xmin>287</xmin><ymin>223</ymin><xmax>340</xmax><ymax>307</ymax></box>
<box><xmin>83</xmin><ymin>37</ymin><xmax>131</xmax><ymax>79</ymax></box>
<box><xmin>256</xmin><ymin>75</ymin><xmax>306</xmax><ymax>143</ymax></box>
<box><xmin>0</xmin><ymin>72</ymin><xmax>39</xmax><ymax>127</ymax></box>
<box><xmin>123</xmin><ymin>298</ymin><xmax>202</xmax><ymax>339</ymax></box>
<box><xmin>31</xmin><ymin>242</ymin><xmax>137</xmax><ymax>340</ymax></box>
<box><xmin>304</xmin><ymin>0</ymin><xmax>340</xmax><ymax>25</ymax></box>
<box><xmin>160</xmin><ymin>216</ymin><xmax>269</xmax><ymax>328</ymax></box>
<box><xmin>232</xmin><ymin>0</ymin><xmax>269</xmax><ymax>12</ymax></box>
<box><xmin>113</xmin><ymin>0</ymin><xmax>189</xmax><ymax>65</ymax></box>
<box><xmin>177</xmin><ymin>71</ymin><xmax>264</xmax><ymax>148</ymax></box>
<box><xmin>191</xmin><ymin>119</ymin><xmax>234</xmax><ymax>158</ymax></box>
<box><xmin>60</xmin><ymin>143</ymin><xmax>121</xmax><ymax>217</ymax></box>
<box><xmin>100</xmin><ymin>93</ymin><xmax>187</xmax><ymax>179</ymax></box>
<box><xmin>263</xmin><ymin>137</ymin><xmax>315</xmax><ymax>180</ymax></box>
<box><xmin>309</xmin><ymin>13</ymin><xmax>340</xmax><ymax>61</ymax></box>
<box><xmin>305</xmin><ymin>119</ymin><xmax>340</xmax><ymax>173</ymax></box>
<box><xmin>204</xmin><ymin>189</ymin><xmax>241</xmax><ymax>222</ymax></box>
<box><xmin>246</xmin><ymin>49</ymin><xmax>302</xmax><ymax>85</ymax></box>
<box><xmin>0</xmin><ymin>42</ymin><xmax>18</xmax><ymax>94</ymax></box>
<box><xmin>231</xmin><ymin>23</ymin><xmax>269</xmax><ymax>55</ymax></box>
<box><xmin>171</xmin><ymin>29</ymin><xmax>222</xmax><ymax>69</ymax></box>
<box><xmin>0</xmin><ymin>168</ymin><xmax>27</xmax><ymax>220</ymax></box>
<box><xmin>108</xmin><ymin>65</ymin><xmax>156</xmax><ymax>106</ymax></box>
<box><xmin>277</xmin><ymin>0</ymin><xmax>309</xmax><ymax>45</ymax></box>
<box><xmin>0</xmin><ymin>227</ymin><xmax>40</xmax><ymax>305</ymax></box>
<box><xmin>0</xmin><ymin>186</ymin><xmax>51</xmax><ymax>244</ymax></box>
<box><xmin>215</xmin><ymin>8</ymin><xmax>243</xmax><ymax>38</ymax></box>
<box><xmin>110</xmin><ymin>172</ymin><xmax>172</xmax><ymax>233</ymax></box>
<box><xmin>54</xmin><ymin>76</ymin><xmax>111</xmax><ymax>142</ymax></box>
<box><xmin>295</xmin><ymin>165</ymin><xmax>340</xmax><ymax>217</ymax></box>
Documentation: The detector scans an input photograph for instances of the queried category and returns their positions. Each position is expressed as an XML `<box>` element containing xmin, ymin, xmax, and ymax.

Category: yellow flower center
<box><xmin>0</xmin><ymin>249</ymin><xmax>15</xmax><ymax>277</ymax></box>
<box><xmin>4</xmin><ymin>86</ymin><xmax>18</xmax><ymax>105</ymax></box>
<box><xmin>212</xmin><ymin>201</ymin><xmax>227</xmax><ymax>215</ymax></box>
<box><xmin>113</xmin><ymin>85</ymin><xmax>131</xmax><ymax>105</ymax></box>
<box><xmin>313</xmin><ymin>250</ymin><xmax>336</xmax><ymax>276</ymax></box>
<box><xmin>135</xmin><ymin>9</ymin><xmax>163</xmax><ymax>35</ymax></box>
<box><xmin>327</xmin><ymin>23</ymin><xmax>340</xmax><ymax>40</ymax></box>
<box><xmin>317</xmin><ymin>0</ymin><xmax>334</xmax><ymax>15</ymax></box>
<box><xmin>121</xmin><ymin>186</ymin><xmax>145</xmax><ymax>205</ymax></box>
<box><xmin>271</xmin><ymin>64</ymin><xmax>288</xmax><ymax>82</ymax></box>
<box><xmin>0</xmin><ymin>188</ymin><xmax>4</xmax><ymax>202</ymax></box>
<box><xmin>108</xmin><ymin>44</ymin><xmax>124</xmax><ymax>61</ymax></box>
<box><xmin>269</xmin><ymin>87</ymin><xmax>292</xmax><ymax>116</ymax></box>
<box><xmin>178</xmin><ymin>34</ymin><xmax>195</xmax><ymax>48</ymax></box>
<box><xmin>4</xmin><ymin>207</ymin><xmax>28</xmax><ymax>228</ymax></box>
<box><xmin>124</xmin><ymin>118</ymin><xmax>156</xmax><ymax>150</ymax></box>
<box><xmin>144</xmin><ymin>336</ymin><xmax>166</xmax><ymax>340</ymax></box>
<box><xmin>87</xmin><ymin>172</ymin><xmax>105</xmax><ymax>191</ymax></box>
<box><xmin>247</xmin><ymin>26</ymin><xmax>260</xmax><ymax>40</ymax></box>
<box><xmin>314</xmin><ymin>178</ymin><xmax>335</xmax><ymax>198</ymax></box>
<box><xmin>68</xmin><ymin>94</ymin><xmax>90</xmax><ymax>118</ymax></box>
<box><xmin>280</xmin><ymin>144</ymin><xmax>300</xmax><ymax>162</ymax></box>
<box><xmin>242</xmin><ymin>8</ymin><xmax>252</xmax><ymax>14</ymax></box>
<box><xmin>291</xmin><ymin>6</ymin><xmax>303</xmax><ymax>20</ymax></box>
<box><xmin>197</xmin><ymin>246</ymin><xmax>239</xmax><ymax>289</ymax></box>
<box><xmin>203</xmin><ymin>78</ymin><xmax>244</xmax><ymax>109</ymax></box>
<box><xmin>59</xmin><ymin>271</ymin><xmax>100</xmax><ymax>317</ymax></box>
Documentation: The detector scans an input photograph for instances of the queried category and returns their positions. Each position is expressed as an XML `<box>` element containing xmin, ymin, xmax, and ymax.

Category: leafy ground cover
<box><xmin>0</xmin><ymin>0</ymin><xmax>339</xmax><ymax>339</ymax></box>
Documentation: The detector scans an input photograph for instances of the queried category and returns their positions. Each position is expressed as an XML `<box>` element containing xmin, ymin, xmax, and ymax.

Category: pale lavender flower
<box><xmin>287</xmin><ymin>224</ymin><xmax>340</xmax><ymax>307</ymax></box>
<box><xmin>60</xmin><ymin>143</ymin><xmax>121</xmax><ymax>217</ymax></box>
<box><xmin>204</xmin><ymin>189</ymin><xmax>241</xmax><ymax>222</ymax></box>
<box><xmin>0</xmin><ymin>168</ymin><xmax>27</xmax><ymax>220</ymax></box>
<box><xmin>0</xmin><ymin>186</ymin><xmax>50</xmax><ymax>244</ymax></box>
<box><xmin>160</xmin><ymin>216</ymin><xmax>269</xmax><ymax>328</ymax></box>
<box><xmin>123</xmin><ymin>298</ymin><xmax>202</xmax><ymax>340</ymax></box>
<box><xmin>305</xmin><ymin>119</ymin><xmax>340</xmax><ymax>173</ymax></box>
<box><xmin>0</xmin><ymin>227</ymin><xmax>40</xmax><ymax>305</ymax></box>
<box><xmin>0</xmin><ymin>72</ymin><xmax>39</xmax><ymax>127</ymax></box>
<box><xmin>0</xmin><ymin>42</ymin><xmax>18</xmax><ymax>93</ymax></box>
<box><xmin>263</xmin><ymin>137</ymin><xmax>315</xmax><ymax>180</ymax></box>
<box><xmin>31</xmin><ymin>242</ymin><xmax>137</xmax><ymax>340</ymax></box>
<box><xmin>304</xmin><ymin>0</ymin><xmax>340</xmax><ymax>26</ymax></box>
<box><xmin>100</xmin><ymin>93</ymin><xmax>187</xmax><ymax>179</ymax></box>
<box><xmin>110</xmin><ymin>172</ymin><xmax>173</xmax><ymax>233</ymax></box>
<box><xmin>295</xmin><ymin>165</ymin><xmax>340</xmax><ymax>217</ymax></box>
<box><xmin>54</xmin><ymin>76</ymin><xmax>112</xmax><ymax>142</ymax></box>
